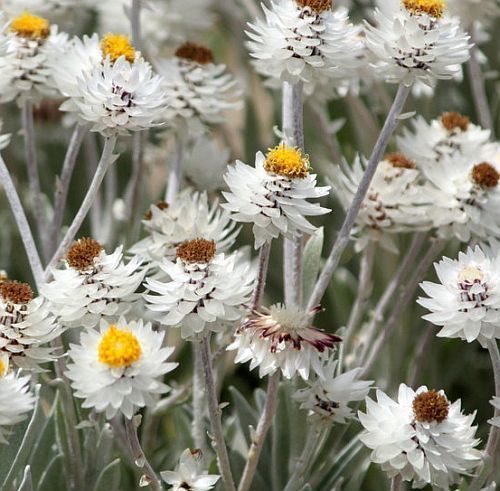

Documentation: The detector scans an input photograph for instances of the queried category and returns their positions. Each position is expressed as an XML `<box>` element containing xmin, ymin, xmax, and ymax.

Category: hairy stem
<box><xmin>192</xmin><ymin>345</ymin><xmax>208</xmax><ymax>453</ymax></box>
<box><xmin>251</xmin><ymin>242</ymin><xmax>271</xmax><ymax>310</ymax></box>
<box><xmin>165</xmin><ymin>138</ymin><xmax>184</xmax><ymax>204</ymax></box>
<box><xmin>485</xmin><ymin>340</ymin><xmax>500</xmax><ymax>463</ymax></box>
<box><xmin>390</xmin><ymin>475</ymin><xmax>403</xmax><ymax>491</ymax></box>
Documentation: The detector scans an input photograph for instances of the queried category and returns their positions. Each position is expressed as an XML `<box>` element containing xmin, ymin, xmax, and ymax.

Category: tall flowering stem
<box><xmin>251</xmin><ymin>241</ymin><xmax>271</xmax><ymax>310</ymax></box>
<box><xmin>165</xmin><ymin>138</ymin><xmax>184</xmax><ymax>204</ymax></box>
<box><xmin>485</xmin><ymin>340</ymin><xmax>500</xmax><ymax>465</ymax></box>
<box><xmin>307</xmin><ymin>84</ymin><xmax>411</xmax><ymax>310</ymax></box>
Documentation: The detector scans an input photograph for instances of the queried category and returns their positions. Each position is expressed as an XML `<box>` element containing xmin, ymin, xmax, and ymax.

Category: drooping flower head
<box><xmin>223</xmin><ymin>143</ymin><xmax>331</xmax><ymax>249</ymax></box>
<box><xmin>66</xmin><ymin>317</ymin><xmax>178</xmax><ymax>419</ymax></box>
<box><xmin>359</xmin><ymin>384</ymin><xmax>481</xmax><ymax>488</ymax></box>
<box><xmin>228</xmin><ymin>304</ymin><xmax>341</xmax><ymax>380</ymax></box>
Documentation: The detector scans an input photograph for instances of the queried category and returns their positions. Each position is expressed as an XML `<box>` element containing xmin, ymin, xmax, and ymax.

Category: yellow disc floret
<box><xmin>10</xmin><ymin>12</ymin><xmax>50</xmax><ymax>39</ymax></box>
<box><xmin>100</xmin><ymin>34</ymin><xmax>136</xmax><ymax>63</ymax></box>
<box><xmin>0</xmin><ymin>357</ymin><xmax>7</xmax><ymax>378</ymax></box>
<box><xmin>98</xmin><ymin>325</ymin><xmax>142</xmax><ymax>368</ymax></box>
<box><xmin>402</xmin><ymin>0</ymin><xmax>446</xmax><ymax>18</ymax></box>
<box><xmin>264</xmin><ymin>143</ymin><xmax>310</xmax><ymax>179</ymax></box>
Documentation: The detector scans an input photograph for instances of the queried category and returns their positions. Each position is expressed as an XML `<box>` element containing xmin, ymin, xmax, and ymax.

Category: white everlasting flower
<box><xmin>130</xmin><ymin>191</ymin><xmax>239</xmax><ymax>272</ymax></box>
<box><xmin>157</xmin><ymin>42</ymin><xmax>241</xmax><ymax>133</ymax></box>
<box><xmin>247</xmin><ymin>0</ymin><xmax>363</xmax><ymax>88</ymax></box>
<box><xmin>161</xmin><ymin>448</ymin><xmax>220</xmax><ymax>491</ymax></box>
<box><xmin>0</xmin><ymin>12</ymin><xmax>68</xmax><ymax>105</ymax></box>
<box><xmin>359</xmin><ymin>384</ymin><xmax>481</xmax><ymax>489</ymax></box>
<box><xmin>418</xmin><ymin>246</ymin><xmax>500</xmax><ymax>344</ymax></box>
<box><xmin>228</xmin><ymin>304</ymin><xmax>341</xmax><ymax>380</ymax></box>
<box><xmin>66</xmin><ymin>317</ymin><xmax>177</xmax><ymax>419</ymax></box>
<box><xmin>223</xmin><ymin>143</ymin><xmax>330</xmax><ymax>249</ymax></box>
<box><xmin>365</xmin><ymin>0</ymin><xmax>471</xmax><ymax>87</ymax></box>
<box><xmin>42</xmin><ymin>238</ymin><xmax>145</xmax><ymax>330</ymax></box>
<box><xmin>332</xmin><ymin>153</ymin><xmax>432</xmax><ymax>252</ymax></box>
<box><xmin>145</xmin><ymin>239</ymin><xmax>254</xmax><ymax>339</ymax></box>
<box><xmin>0</xmin><ymin>280</ymin><xmax>61</xmax><ymax>371</ymax></box>
<box><xmin>488</xmin><ymin>396</ymin><xmax>500</xmax><ymax>428</ymax></box>
<box><xmin>294</xmin><ymin>359</ymin><xmax>372</xmax><ymax>421</ymax></box>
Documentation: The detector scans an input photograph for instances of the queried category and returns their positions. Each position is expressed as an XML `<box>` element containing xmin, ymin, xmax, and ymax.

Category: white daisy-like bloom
<box><xmin>397</xmin><ymin>112</ymin><xmax>494</xmax><ymax>168</ymax></box>
<box><xmin>42</xmin><ymin>238</ymin><xmax>145</xmax><ymax>330</ymax></box>
<box><xmin>130</xmin><ymin>190</ymin><xmax>239</xmax><ymax>271</ymax></box>
<box><xmin>0</xmin><ymin>280</ymin><xmax>61</xmax><ymax>371</ymax></box>
<box><xmin>161</xmin><ymin>448</ymin><xmax>220</xmax><ymax>491</ymax></box>
<box><xmin>223</xmin><ymin>143</ymin><xmax>331</xmax><ymax>249</ymax></box>
<box><xmin>0</xmin><ymin>12</ymin><xmax>68</xmax><ymax>105</ymax></box>
<box><xmin>66</xmin><ymin>317</ymin><xmax>177</xmax><ymax>419</ymax></box>
<box><xmin>228</xmin><ymin>304</ymin><xmax>341</xmax><ymax>380</ymax></box>
<box><xmin>157</xmin><ymin>42</ymin><xmax>241</xmax><ymax>133</ymax></box>
<box><xmin>294</xmin><ymin>359</ymin><xmax>373</xmax><ymax>421</ymax></box>
<box><xmin>247</xmin><ymin>0</ymin><xmax>363</xmax><ymax>88</ymax></box>
<box><xmin>358</xmin><ymin>384</ymin><xmax>481</xmax><ymax>489</ymax></box>
<box><xmin>145</xmin><ymin>239</ymin><xmax>254</xmax><ymax>339</ymax></box>
<box><xmin>0</xmin><ymin>355</ymin><xmax>35</xmax><ymax>444</ymax></box>
<box><xmin>418</xmin><ymin>246</ymin><xmax>500</xmax><ymax>343</ymax></box>
<box><xmin>365</xmin><ymin>0</ymin><xmax>471</xmax><ymax>87</ymax></box>
<box><xmin>488</xmin><ymin>396</ymin><xmax>500</xmax><ymax>428</ymax></box>
<box><xmin>332</xmin><ymin>153</ymin><xmax>432</xmax><ymax>253</ymax></box>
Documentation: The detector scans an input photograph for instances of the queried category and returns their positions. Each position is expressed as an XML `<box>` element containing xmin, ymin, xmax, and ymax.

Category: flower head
<box><xmin>66</xmin><ymin>317</ymin><xmax>177</xmax><ymax>419</ymax></box>
<box><xmin>100</xmin><ymin>33</ymin><xmax>135</xmax><ymax>63</ymax></box>
<box><xmin>10</xmin><ymin>12</ymin><xmax>49</xmax><ymax>39</ymax></box>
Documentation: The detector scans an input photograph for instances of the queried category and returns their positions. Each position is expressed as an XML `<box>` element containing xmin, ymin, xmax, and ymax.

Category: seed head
<box><xmin>175</xmin><ymin>42</ymin><xmax>214</xmax><ymax>64</ymax></box>
<box><xmin>296</xmin><ymin>0</ymin><xmax>332</xmax><ymax>13</ymax></box>
<box><xmin>176</xmin><ymin>239</ymin><xmax>216</xmax><ymax>263</ymax></box>
<box><xmin>441</xmin><ymin>111</ymin><xmax>470</xmax><ymax>132</ymax></box>
<box><xmin>67</xmin><ymin>238</ymin><xmax>103</xmax><ymax>272</ymax></box>
<box><xmin>472</xmin><ymin>162</ymin><xmax>499</xmax><ymax>188</ymax></box>
<box><xmin>413</xmin><ymin>390</ymin><xmax>449</xmax><ymax>423</ymax></box>
<box><xmin>0</xmin><ymin>280</ymin><xmax>33</xmax><ymax>305</ymax></box>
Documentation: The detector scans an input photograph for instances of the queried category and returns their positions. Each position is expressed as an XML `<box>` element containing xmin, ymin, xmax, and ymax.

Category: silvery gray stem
<box><xmin>192</xmin><ymin>345</ymin><xmax>208</xmax><ymax>453</ymax></box>
<box><xmin>165</xmin><ymin>138</ymin><xmax>184</xmax><ymax>204</ymax></box>
<box><xmin>307</xmin><ymin>84</ymin><xmax>411</xmax><ymax>311</ymax></box>
<box><xmin>485</xmin><ymin>340</ymin><xmax>500</xmax><ymax>463</ymax></box>
<box><xmin>390</xmin><ymin>475</ymin><xmax>403</xmax><ymax>491</ymax></box>
<box><xmin>251</xmin><ymin>241</ymin><xmax>271</xmax><ymax>310</ymax></box>
<box><xmin>130</xmin><ymin>0</ymin><xmax>143</xmax><ymax>50</ymax></box>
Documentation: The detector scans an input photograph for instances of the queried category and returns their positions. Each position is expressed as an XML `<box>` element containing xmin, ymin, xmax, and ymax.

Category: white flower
<box><xmin>247</xmin><ymin>0</ymin><xmax>363</xmax><ymax>88</ymax></box>
<box><xmin>145</xmin><ymin>239</ymin><xmax>254</xmax><ymax>339</ymax></box>
<box><xmin>359</xmin><ymin>384</ymin><xmax>481</xmax><ymax>489</ymax></box>
<box><xmin>331</xmin><ymin>153</ymin><xmax>432</xmax><ymax>253</ymax></box>
<box><xmin>488</xmin><ymin>396</ymin><xmax>500</xmax><ymax>428</ymax></box>
<box><xmin>66</xmin><ymin>317</ymin><xmax>177</xmax><ymax>419</ymax></box>
<box><xmin>223</xmin><ymin>143</ymin><xmax>330</xmax><ymax>249</ymax></box>
<box><xmin>0</xmin><ymin>280</ymin><xmax>61</xmax><ymax>371</ymax></box>
<box><xmin>0</xmin><ymin>12</ymin><xmax>69</xmax><ymax>105</ymax></box>
<box><xmin>294</xmin><ymin>359</ymin><xmax>372</xmax><ymax>421</ymax></box>
<box><xmin>130</xmin><ymin>190</ymin><xmax>239</xmax><ymax>272</ymax></box>
<box><xmin>228</xmin><ymin>304</ymin><xmax>341</xmax><ymax>380</ymax></box>
<box><xmin>161</xmin><ymin>448</ymin><xmax>220</xmax><ymax>491</ymax></box>
<box><xmin>42</xmin><ymin>238</ymin><xmax>145</xmax><ymax>330</ymax></box>
<box><xmin>157</xmin><ymin>42</ymin><xmax>241</xmax><ymax>133</ymax></box>
<box><xmin>418</xmin><ymin>246</ymin><xmax>500</xmax><ymax>344</ymax></box>
<box><xmin>0</xmin><ymin>359</ymin><xmax>35</xmax><ymax>444</ymax></box>
<box><xmin>365</xmin><ymin>0</ymin><xmax>471</xmax><ymax>86</ymax></box>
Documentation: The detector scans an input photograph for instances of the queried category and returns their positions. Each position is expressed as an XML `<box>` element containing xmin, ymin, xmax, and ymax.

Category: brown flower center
<box><xmin>296</xmin><ymin>0</ymin><xmax>332</xmax><ymax>13</ymax></box>
<box><xmin>176</xmin><ymin>238</ymin><xmax>216</xmax><ymax>263</ymax></box>
<box><xmin>67</xmin><ymin>238</ymin><xmax>103</xmax><ymax>271</ymax></box>
<box><xmin>440</xmin><ymin>111</ymin><xmax>470</xmax><ymax>132</ymax></box>
<box><xmin>0</xmin><ymin>280</ymin><xmax>33</xmax><ymax>304</ymax></box>
<box><xmin>385</xmin><ymin>152</ymin><xmax>416</xmax><ymax>169</ymax></box>
<box><xmin>402</xmin><ymin>0</ymin><xmax>446</xmax><ymax>18</ymax></box>
<box><xmin>144</xmin><ymin>201</ymin><xmax>169</xmax><ymax>220</ymax></box>
<box><xmin>472</xmin><ymin>162</ymin><xmax>499</xmax><ymax>188</ymax></box>
<box><xmin>413</xmin><ymin>390</ymin><xmax>449</xmax><ymax>423</ymax></box>
<box><xmin>175</xmin><ymin>42</ymin><xmax>214</xmax><ymax>64</ymax></box>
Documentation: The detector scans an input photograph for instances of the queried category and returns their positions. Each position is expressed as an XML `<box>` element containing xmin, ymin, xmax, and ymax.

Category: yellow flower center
<box><xmin>100</xmin><ymin>34</ymin><xmax>136</xmax><ymax>63</ymax></box>
<box><xmin>402</xmin><ymin>0</ymin><xmax>446</xmax><ymax>17</ymax></box>
<box><xmin>98</xmin><ymin>325</ymin><xmax>142</xmax><ymax>368</ymax></box>
<box><xmin>10</xmin><ymin>12</ymin><xmax>50</xmax><ymax>39</ymax></box>
<box><xmin>264</xmin><ymin>143</ymin><xmax>310</xmax><ymax>179</ymax></box>
<box><xmin>0</xmin><ymin>358</ymin><xmax>7</xmax><ymax>378</ymax></box>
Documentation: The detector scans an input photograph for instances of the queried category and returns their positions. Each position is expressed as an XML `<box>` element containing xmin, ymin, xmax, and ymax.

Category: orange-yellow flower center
<box><xmin>413</xmin><ymin>390</ymin><xmax>449</xmax><ymax>423</ymax></box>
<box><xmin>0</xmin><ymin>358</ymin><xmax>7</xmax><ymax>378</ymax></box>
<box><xmin>98</xmin><ymin>325</ymin><xmax>142</xmax><ymax>368</ymax></box>
<box><xmin>10</xmin><ymin>12</ymin><xmax>50</xmax><ymax>39</ymax></box>
<box><xmin>402</xmin><ymin>0</ymin><xmax>446</xmax><ymax>17</ymax></box>
<box><xmin>100</xmin><ymin>34</ymin><xmax>136</xmax><ymax>63</ymax></box>
<box><xmin>264</xmin><ymin>143</ymin><xmax>310</xmax><ymax>179</ymax></box>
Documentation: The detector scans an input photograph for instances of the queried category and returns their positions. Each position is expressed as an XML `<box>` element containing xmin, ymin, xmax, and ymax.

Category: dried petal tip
<box><xmin>413</xmin><ymin>390</ymin><xmax>449</xmax><ymax>423</ymax></box>
<box><xmin>0</xmin><ymin>280</ymin><xmax>33</xmax><ymax>304</ymax></box>
<box><xmin>10</xmin><ymin>12</ymin><xmax>50</xmax><ymax>39</ymax></box>
<box><xmin>101</xmin><ymin>33</ymin><xmax>136</xmax><ymax>63</ymax></box>
<box><xmin>402</xmin><ymin>0</ymin><xmax>446</xmax><ymax>18</ymax></box>
<box><xmin>441</xmin><ymin>111</ymin><xmax>470</xmax><ymax>132</ymax></box>
<box><xmin>175</xmin><ymin>42</ymin><xmax>214</xmax><ymax>64</ymax></box>
<box><xmin>472</xmin><ymin>162</ymin><xmax>499</xmax><ymax>188</ymax></box>
<box><xmin>264</xmin><ymin>143</ymin><xmax>310</xmax><ymax>179</ymax></box>
<box><xmin>385</xmin><ymin>152</ymin><xmax>416</xmax><ymax>169</ymax></box>
<box><xmin>0</xmin><ymin>272</ymin><xmax>8</xmax><ymax>284</ymax></box>
<box><xmin>176</xmin><ymin>238</ymin><xmax>216</xmax><ymax>263</ymax></box>
<box><xmin>296</xmin><ymin>0</ymin><xmax>332</xmax><ymax>13</ymax></box>
<box><xmin>67</xmin><ymin>238</ymin><xmax>103</xmax><ymax>271</ymax></box>
<box><xmin>144</xmin><ymin>201</ymin><xmax>169</xmax><ymax>220</ymax></box>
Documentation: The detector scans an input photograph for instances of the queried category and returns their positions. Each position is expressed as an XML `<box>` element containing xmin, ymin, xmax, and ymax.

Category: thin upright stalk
<box><xmin>485</xmin><ymin>340</ymin><xmax>500</xmax><ymax>461</ymax></box>
<box><xmin>124</xmin><ymin>416</ymin><xmax>163</xmax><ymax>491</ymax></box>
<box><xmin>83</xmin><ymin>133</ymin><xmax>101</xmax><ymax>236</ymax></box>
<box><xmin>406</xmin><ymin>324</ymin><xmax>435</xmax><ymax>387</ymax></box>
<box><xmin>391</xmin><ymin>475</ymin><xmax>403</xmax><ymax>491</ymax></box>
<box><xmin>198</xmin><ymin>336</ymin><xmax>236</xmax><ymax>491</ymax></box>
<box><xmin>130</xmin><ymin>0</ymin><xmax>143</xmax><ymax>49</ymax></box>
<box><xmin>165</xmin><ymin>138</ymin><xmax>184</xmax><ymax>204</ymax></box>
<box><xmin>45</xmin><ymin>136</ymin><xmax>117</xmax><ymax>276</ymax></box>
<box><xmin>251</xmin><ymin>242</ymin><xmax>271</xmax><ymax>310</ymax></box>
<box><xmin>307</xmin><ymin>84</ymin><xmax>411</xmax><ymax>310</ymax></box>
<box><xmin>125</xmin><ymin>132</ymin><xmax>145</xmax><ymax>235</ymax></box>
<box><xmin>0</xmin><ymin>153</ymin><xmax>44</xmax><ymax>287</ymax></box>
<box><xmin>238</xmin><ymin>372</ymin><xmax>280</xmax><ymax>491</ymax></box>
<box><xmin>192</xmin><ymin>345</ymin><xmax>208</xmax><ymax>453</ymax></box>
